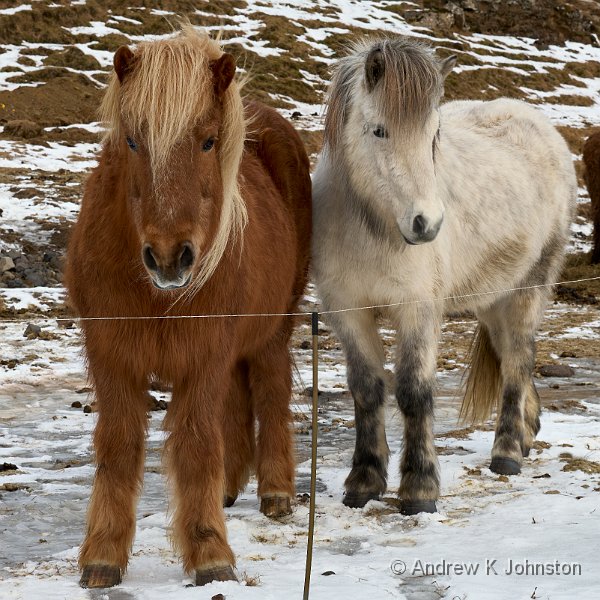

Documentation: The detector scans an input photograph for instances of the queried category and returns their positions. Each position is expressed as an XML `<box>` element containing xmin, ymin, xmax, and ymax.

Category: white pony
<box><xmin>312</xmin><ymin>37</ymin><xmax>576</xmax><ymax>514</ymax></box>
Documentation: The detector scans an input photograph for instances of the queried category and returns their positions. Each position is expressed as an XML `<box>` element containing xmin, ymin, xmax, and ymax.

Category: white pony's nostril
<box><xmin>413</xmin><ymin>214</ymin><xmax>427</xmax><ymax>236</ymax></box>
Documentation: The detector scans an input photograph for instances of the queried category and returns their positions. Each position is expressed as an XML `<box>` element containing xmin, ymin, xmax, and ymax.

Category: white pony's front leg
<box><xmin>393</xmin><ymin>303</ymin><xmax>441</xmax><ymax>514</ymax></box>
<box><xmin>326</xmin><ymin>309</ymin><xmax>389</xmax><ymax>508</ymax></box>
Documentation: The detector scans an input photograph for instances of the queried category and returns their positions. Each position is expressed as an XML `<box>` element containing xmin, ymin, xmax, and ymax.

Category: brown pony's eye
<box><xmin>373</xmin><ymin>126</ymin><xmax>387</xmax><ymax>139</ymax></box>
<box><xmin>202</xmin><ymin>137</ymin><xmax>215</xmax><ymax>152</ymax></box>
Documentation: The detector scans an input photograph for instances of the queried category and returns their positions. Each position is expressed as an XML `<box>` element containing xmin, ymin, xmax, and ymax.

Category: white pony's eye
<box><xmin>373</xmin><ymin>126</ymin><xmax>388</xmax><ymax>139</ymax></box>
<box><xmin>432</xmin><ymin>127</ymin><xmax>441</xmax><ymax>160</ymax></box>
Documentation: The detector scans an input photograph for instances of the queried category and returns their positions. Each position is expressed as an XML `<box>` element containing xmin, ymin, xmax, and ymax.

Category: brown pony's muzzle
<box><xmin>142</xmin><ymin>241</ymin><xmax>195</xmax><ymax>290</ymax></box>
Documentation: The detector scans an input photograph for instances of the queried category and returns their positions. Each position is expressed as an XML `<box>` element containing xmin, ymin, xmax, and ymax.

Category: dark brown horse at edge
<box><xmin>65</xmin><ymin>26</ymin><xmax>311</xmax><ymax>588</ymax></box>
<box><xmin>583</xmin><ymin>131</ymin><xmax>600</xmax><ymax>264</ymax></box>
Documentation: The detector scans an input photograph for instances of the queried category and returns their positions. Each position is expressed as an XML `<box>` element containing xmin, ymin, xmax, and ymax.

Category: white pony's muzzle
<box><xmin>399</xmin><ymin>211</ymin><xmax>444</xmax><ymax>245</ymax></box>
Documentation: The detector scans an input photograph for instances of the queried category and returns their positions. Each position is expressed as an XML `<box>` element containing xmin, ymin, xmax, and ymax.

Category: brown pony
<box><xmin>65</xmin><ymin>26</ymin><xmax>311</xmax><ymax>588</ymax></box>
<box><xmin>583</xmin><ymin>131</ymin><xmax>600</xmax><ymax>263</ymax></box>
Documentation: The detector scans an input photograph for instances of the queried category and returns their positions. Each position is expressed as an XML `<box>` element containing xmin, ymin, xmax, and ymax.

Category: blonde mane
<box><xmin>100</xmin><ymin>25</ymin><xmax>248</xmax><ymax>290</ymax></box>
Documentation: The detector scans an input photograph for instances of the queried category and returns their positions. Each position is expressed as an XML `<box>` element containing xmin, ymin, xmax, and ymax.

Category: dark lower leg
<box><xmin>397</xmin><ymin>381</ymin><xmax>439</xmax><ymax>514</ymax></box>
<box><xmin>491</xmin><ymin>383</ymin><xmax>526</xmax><ymax>474</ymax></box>
<box><xmin>395</xmin><ymin>311</ymin><xmax>440</xmax><ymax>515</ymax></box>
<box><xmin>522</xmin><ymin>380</ymin><xmax>541</xmax><ymax>457</ymax></box>
<box><xmin>344</xmin><ymin>345</ymin><xmax>388</xmax><ymax>508</ymax></box>
<box><xmin>491</xmin><ymin>331</ymin><xmax>536</xmax><ymax>475</ymax></box>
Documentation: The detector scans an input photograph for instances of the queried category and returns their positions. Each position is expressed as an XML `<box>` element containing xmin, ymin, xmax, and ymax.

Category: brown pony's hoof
<box><xmin>522</xmin><ymin>446</ymin><xmax>531</xmax><ymax>458</ymax></box>
<box><xmin>260</xmin><ymin>495</ymin><xmax>292</xmax><ymax>518</ymax></box>
<box><xmin>224</xmin><ymin>494</ymin><xmax>237</xmax><ymax>508</ymax></box>
<box><xmin>80</xmin><ymin>564</ymin><xmax>122</xmax><ymax>588</ymax></box>
<box><xmin>343</xmin><ymin>491</ymin><xmax>380</xmax><ymax>509</ymax></box>
<box><xmin>195</xmin><ymin>565</ymin><xmax>237</xmax><ymax>586</ymax></box>
<box><xmin>490</xmin><ymin>457</ymin><xmax>521</xmax><ymax>475</ymax></box>
<box><xmin>400</xmin><ymin>500</ymin><xmax>437</xmax><ymax>515</ymax></box>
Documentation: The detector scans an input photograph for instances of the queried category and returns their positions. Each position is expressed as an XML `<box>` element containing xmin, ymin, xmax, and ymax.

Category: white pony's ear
<box><xmin>365</xmin><ymin>46</ymin><xmax>385</xmax><ymax>91</ymax></box>
<box><xmin>440</xmin><ymin>54</ymin><xmax>457</xmax><ymax>80</ymax></box>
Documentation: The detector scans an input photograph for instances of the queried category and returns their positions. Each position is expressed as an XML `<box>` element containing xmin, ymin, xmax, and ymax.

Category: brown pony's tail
<box><xmin>459</xmin><ymin>324</ymin><xmax>502</xmax><ymax>424</ymax></box>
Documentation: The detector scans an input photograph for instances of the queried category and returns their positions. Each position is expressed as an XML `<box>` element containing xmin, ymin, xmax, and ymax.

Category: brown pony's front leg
<box><xmin>249</xmin><ymin>338</ymin><xmax>295</xmax><ymax>518</ymax></box>
<box><xmin>79</xmin><ymin>367</ymin><xmax>148</xmax><ymax>588</ymax></box>
<box><xmin>164</xmin><ymin>372</ymin><xmax>236</xmax><ymax>586</ymax></box>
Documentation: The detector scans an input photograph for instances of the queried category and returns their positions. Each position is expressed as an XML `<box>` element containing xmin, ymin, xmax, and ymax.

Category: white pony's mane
<box><xmin>324</xmin><ymin>36</ymin><xmax>444</xmax><ymax>154</ymax></box>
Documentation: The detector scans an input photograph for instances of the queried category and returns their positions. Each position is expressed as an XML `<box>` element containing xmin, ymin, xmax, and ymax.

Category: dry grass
<box><xmin>445</xmin><ymin>62</ymin><xmax>594</xmax><ymax>103</ymax></box>
<box><xmin>240</xmin><ymin>571</ymin><xmax>261</xmax><ymax>586</ymax></box>
<box><xmin>561</xmin><ymin>457</ymin><xmax>600</xmax><ymax>474</ymax></box>
<box><xmin>532</xmin><ymin>94</ymin><xmax>595</xmax><ymax>107</ymax></box>
<box><xmin>557</xmin><ymin>125</ymin><xmax>600</xmax><ymax>155</ymax></box>
<box><xmin>559</xmin><ymin>252</ymin><xmax>600</xmax><ymax>296</ymax></box>
<box><xmin>297</xmin><ymin>129</ymin><xmax>324</xmax><ymax>163</ymax></box>
<box><xmin>196</xmin><ymin>0</ymin><xmax>247</xmax><ymax>16</ymax></box>
<box><xmin>88</xmin><ymin>33</ymin><xmax>131</xmax><ymax>52</ymax></box>
<box><xmin>44</xmin><ymin>47</ymin><xmax>101</xmax><ymax>70</ymax></box>
<box><xmin>236</xmin><ymin>53</ymin><xmax>323</xmax><ymax>107</ymax></box>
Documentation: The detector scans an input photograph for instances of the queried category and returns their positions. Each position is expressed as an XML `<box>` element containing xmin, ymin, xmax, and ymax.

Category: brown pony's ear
<box><xmin>365</xmin><ymin>46</ymin><xmax>384</xmax><ymax>92</ymax></box>
<box><xmin>210</xmin><ymin>53</ymin><xmax>236</xmax><ymax>98</ymax></box>
<box><xmin>114</xmin><ymin>46</ymin><xmax>135</xmax><ymax>84</ymax></box>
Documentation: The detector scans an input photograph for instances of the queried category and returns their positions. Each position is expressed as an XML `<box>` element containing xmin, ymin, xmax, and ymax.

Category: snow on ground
<box><xmin>0</xmin><ymin>140</ymin><xmax>97</xmax><ymax>173</ymax></box>
<box><xmin>1</xmin><ymin>289</ymin><xmax>599</xmax><ymax>599</ymax></box>
<box><xmin>1</xmin><ymin>359</ymin><xmax>599</xmax><ymax>600</ymax></box>
<box><xmin>1</xmin><ymin>1</ymin><xmax>600</xmax><ymax>599</ymax></box>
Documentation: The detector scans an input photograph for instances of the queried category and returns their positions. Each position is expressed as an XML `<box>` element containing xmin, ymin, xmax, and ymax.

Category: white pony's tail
<box><xmin>460</xmin><ymin>325</ymin><xmax>502</xmax><ymax>424</ymax></box>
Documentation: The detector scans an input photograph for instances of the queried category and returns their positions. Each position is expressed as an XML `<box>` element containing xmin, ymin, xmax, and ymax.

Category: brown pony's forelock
<box><xmin>324</xmin><ymin>36</ymin><xmax>443</xmax><ymax>154</ymax></box>
<box><xmin>100</xmin><ymin>25</ymin><xmax>248</xmax><ymax>291</ymax></box>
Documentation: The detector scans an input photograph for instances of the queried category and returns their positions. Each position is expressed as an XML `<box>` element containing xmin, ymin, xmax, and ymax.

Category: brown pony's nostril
<box><xmin>143</xmin><ymin>245</ymin><xmax>158</xmax><ymax>272</ymax></box>
<box><xmin>179</xmin><ymin>243</ymin><xmax>194</xmax><ymax>270</ymax></box>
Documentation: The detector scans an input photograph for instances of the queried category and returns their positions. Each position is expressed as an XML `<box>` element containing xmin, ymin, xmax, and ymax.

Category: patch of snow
<box><xmin>65</xmin><ymin>22</ymin><xmax>123</xmax><ymax>37</ymax></box>
<box><xmin>0</xmin><ymin>140</ymin><xmax>98</xmax><ymax>173</ymax></box>
<box><xmin>0</xmin><ymin>4</ymin><xmax>32</xmax><ymax>16</ymax></box>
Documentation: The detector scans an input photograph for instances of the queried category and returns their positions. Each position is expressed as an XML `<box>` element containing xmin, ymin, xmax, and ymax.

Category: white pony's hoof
<box><xmin>400</xmin><ymin>500</ymin><xmax>437</xmax><ymax>515</ymax></box>
<box><xmin>490</xmin><ymin>457</ymin><xmax>521</xmax><ymax>475</ymax></box>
